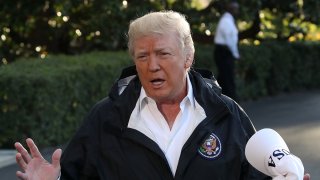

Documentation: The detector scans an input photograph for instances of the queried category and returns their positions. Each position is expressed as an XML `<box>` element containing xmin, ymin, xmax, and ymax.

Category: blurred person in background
<box><xmin>214</xmin><ymin>1</ymin><xmax>240</xmax><ymax>101</ymax></box>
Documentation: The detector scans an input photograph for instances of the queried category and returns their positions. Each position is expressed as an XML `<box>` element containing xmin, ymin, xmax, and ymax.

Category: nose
<box><xmin>148</xmin><ymin>55</ymin><xmax>160</xmax><ymax>72</ymax></box>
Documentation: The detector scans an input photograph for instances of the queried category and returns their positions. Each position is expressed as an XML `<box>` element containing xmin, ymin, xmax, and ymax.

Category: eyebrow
<box><xmin>135</xmin><ymin>47</ymin><xmax>172</xmax><ymax>54</ymax></box>
<box><xmin>155</xmin><ymin>47</ymin><xmax>172</xmax><ymax>52</ymax></box>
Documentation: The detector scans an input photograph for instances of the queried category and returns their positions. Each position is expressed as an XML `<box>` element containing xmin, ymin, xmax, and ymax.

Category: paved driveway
<box><xmin>242</xmin><ymin>90</ymin><xmax>320</xmax><ymax>179</ymax></box>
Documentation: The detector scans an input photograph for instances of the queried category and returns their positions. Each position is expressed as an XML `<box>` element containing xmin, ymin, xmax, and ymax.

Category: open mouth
<box><xmin>150</xmin><ymin>78</ymin><xmax>165</xmax><ymax>86</ymax></box>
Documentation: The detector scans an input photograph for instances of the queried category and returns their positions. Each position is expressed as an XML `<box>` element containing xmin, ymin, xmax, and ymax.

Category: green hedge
<box><xmin>195</xmin><ymin>42</ymin><xmax>320</xmax><ymax>100</ymax></box>
<box><xmin>0</xmin><ymin>51</ymin><xmax>133</xmax><ymax>148</ymax></box>
<box><xmin>237</xmin><ymin>42</ymin><xmax>320</xmax><ymax>99</ymax></box>
<box><xmin>1</xmin><ymin>42</ymin><xmax>320</xmax><ymax>148</ymax></box>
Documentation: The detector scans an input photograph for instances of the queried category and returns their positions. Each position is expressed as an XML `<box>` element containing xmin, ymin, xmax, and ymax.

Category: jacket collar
<box><xmin>107</xmin><ymin>65</ymin><xmax>230</xmax><ymax>129</ymax></box>
<box><xmin>188</xmin><ymin>68</ymin><xmax>229</xmax><ymax>121</ymax></box>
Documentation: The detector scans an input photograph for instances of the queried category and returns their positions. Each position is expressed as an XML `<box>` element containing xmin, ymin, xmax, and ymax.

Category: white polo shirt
<box><xmin>214</xmin><ymin>12</ymin><xmax>240</xmax><ymax>59</ymax></box>
<box><xmin>128</xmin><ymin>74</ymin><xmax>207</xmax><ymax>175</ymax></box>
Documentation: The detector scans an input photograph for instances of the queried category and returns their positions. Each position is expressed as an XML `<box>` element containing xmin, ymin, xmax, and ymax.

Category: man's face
<box><xmin>132</xmin><ymin>33</ymin><xmax>192</xmax><ymax>103</ymax></box>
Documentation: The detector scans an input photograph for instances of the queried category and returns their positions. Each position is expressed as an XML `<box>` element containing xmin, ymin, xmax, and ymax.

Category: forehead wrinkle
<box><xmin>136</xmin><ymin>43</ymin><xmax>171</xmax><ymax>53</ymax></box>
<box><xmin>133</xmin><ymin>34</ymin><xmax>179</xmax><ymax>56</ymax></box>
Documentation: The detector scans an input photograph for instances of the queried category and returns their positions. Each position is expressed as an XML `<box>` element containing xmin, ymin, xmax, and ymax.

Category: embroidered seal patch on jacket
<box><xmin>198</xmin><ymin>132</ymin><xmax>222</xmax><ymax>159</ymax></box>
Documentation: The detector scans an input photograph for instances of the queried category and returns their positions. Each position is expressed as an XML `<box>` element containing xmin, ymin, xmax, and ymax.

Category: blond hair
<box><xmin>127</xmin><ymin>11</ymin><xmax>195</xmax><ymax>58</ymax></box>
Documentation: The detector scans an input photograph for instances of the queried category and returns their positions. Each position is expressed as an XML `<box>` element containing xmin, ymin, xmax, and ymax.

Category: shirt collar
<box><xmin>138</xmin><ymin>73</ymin><xmax>195</xmax><ymax>111</ymax></box>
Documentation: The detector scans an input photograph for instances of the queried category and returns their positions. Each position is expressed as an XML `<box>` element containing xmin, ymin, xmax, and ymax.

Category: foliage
<box><xmin>0</xmin><ymin>0</ymin><xmax>157</xmax><ymax>64</ymax></box>
<box><xmin>237</xmin><ymin>41</ymin><xmax>320</xmax><ymax>99</ymax></box>
<box><xmin>195</xmin><ymin>41</ymin><xmax>320</xmax><ymax>100</ymax></box>
<box><xmin>0</xmin><ymin>51</ymin><xmax>132</xmax><ymax>148</ymax></box>
<box><xmin>258</xmin><ymin>1</ymin><xmax>320</xmax><ymax>41</ymax></box>
<box><xmin>1</xmin><ymin>0</ymin><xmax>319</xmax><ymax>64</ymax></box>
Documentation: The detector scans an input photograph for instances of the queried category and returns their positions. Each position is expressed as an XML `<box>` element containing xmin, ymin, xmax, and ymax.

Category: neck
<box><xmin>156</xmin><ymin>81</ymin><xmax>188</xmax><ymax>129</ymax></box>
<box><xmin>157</xmin><ymin>102</ymin><xmax>181</xmax><ymax>129</ymax></box>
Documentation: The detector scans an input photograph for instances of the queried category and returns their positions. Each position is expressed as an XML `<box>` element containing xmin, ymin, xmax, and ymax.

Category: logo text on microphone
<box><xmin>268</xmin><ymin>149</ymin><xmax>291</xmax><ymax>167</ymax></box>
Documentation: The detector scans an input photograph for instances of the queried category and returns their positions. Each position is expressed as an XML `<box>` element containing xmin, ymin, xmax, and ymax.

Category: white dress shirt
<box><xmin>214</xmin><ymin>12</ymin><xmax>240</xmax><ymax>59</ymax></box>
<box><xmin>128</xmin><ymin>74</ymin><xmax>207</xmax><ymax>175</ymax></box>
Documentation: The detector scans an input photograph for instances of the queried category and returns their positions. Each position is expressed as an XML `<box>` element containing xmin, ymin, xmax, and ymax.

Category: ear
<box><xmin>185</xmin><ymin>53</ymin><xmax>194</xmax><ymax>68</ymax></box>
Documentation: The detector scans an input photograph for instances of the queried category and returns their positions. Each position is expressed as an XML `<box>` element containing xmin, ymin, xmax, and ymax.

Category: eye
<box><xmin>159</xmin><ymin>51</ymin><xmax>171</xmax><ymax>57</ymax></box>
<box><xmin>138</xmin><ymin>55</ymin><xmax>146</xmax><ymax>59</ymax></box>
<box><xmin>136</xmin><ymin>54</ymin><xmax>147</xmax><ymax>61</ymax></box>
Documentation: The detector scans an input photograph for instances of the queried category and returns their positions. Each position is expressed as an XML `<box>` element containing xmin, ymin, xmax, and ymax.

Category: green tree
<box><xmin>0</xmin><ymin>0</ymin><xmax>319</xmax><ymax>64</ymax></box>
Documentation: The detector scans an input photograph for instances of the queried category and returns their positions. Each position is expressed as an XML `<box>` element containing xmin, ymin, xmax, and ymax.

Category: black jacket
<box><xmin>61</xmin><ymin>66</ymin><xmax>270</xmax><ymax>180</ymax></box>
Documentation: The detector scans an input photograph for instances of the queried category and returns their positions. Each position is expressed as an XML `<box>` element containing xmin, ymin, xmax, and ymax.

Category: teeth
<box><xmin>152</xmin><ymin>81</ymin><xmax>162</xmax><ymax>85</ymax></box>
<box><xmin>151</xmin><ymin>79</ymin><xmax>163</xmax><ymax>85</ymax></box>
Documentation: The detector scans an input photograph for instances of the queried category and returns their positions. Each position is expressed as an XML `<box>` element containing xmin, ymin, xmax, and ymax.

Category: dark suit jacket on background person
<box><xmin>214</xmin><ymin>8</ymin><xmax>240</xmax><ymax>101</ymax></box>
<box><xmin>60</xmin><ymin>66</ymin><xmax>270</xmax><ymax>180</ymax></box>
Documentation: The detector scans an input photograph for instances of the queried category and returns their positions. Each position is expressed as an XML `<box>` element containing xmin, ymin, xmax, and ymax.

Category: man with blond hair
<box><xmin>15</xmin><ymin>10</ymin><xmax>310</xmax><ymax>180</ymax></box>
